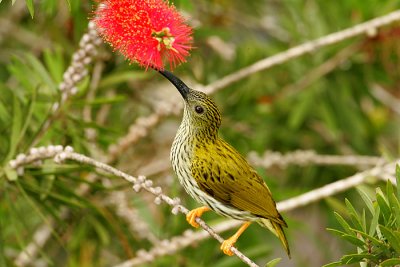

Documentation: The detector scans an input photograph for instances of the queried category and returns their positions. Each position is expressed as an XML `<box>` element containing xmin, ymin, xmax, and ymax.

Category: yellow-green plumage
<box><xmin>160</xmin><ymin>70</ymin><xmax>290</xmax><ymax>257</ymax></box>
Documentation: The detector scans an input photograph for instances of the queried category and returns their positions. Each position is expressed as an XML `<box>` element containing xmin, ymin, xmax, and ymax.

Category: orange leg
<box><xmin>220</xmin><ymin>222</ymin><xmax>251</xmax><ymax>256</ymax></box>
<box><xmin>186</xmin><ymin>206</ymin><xmax>210</xmax><ymax>228</ymax></box>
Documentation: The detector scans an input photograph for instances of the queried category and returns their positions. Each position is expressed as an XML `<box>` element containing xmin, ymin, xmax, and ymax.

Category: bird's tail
<box><xmin>259</xmin><ymin>218</ymin><xmax>291</xmax><ymax>258</ymax></box>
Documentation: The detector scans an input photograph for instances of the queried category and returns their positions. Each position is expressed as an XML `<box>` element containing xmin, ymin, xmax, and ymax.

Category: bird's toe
<box><xmin>220</xmin><ymin>238</ymin><xmax>235</xmax><ymax>256</ymax></box>
<box><xmin>186</xmin><ymin>210</ymin><xmax>200</xmax><ymax>228</ymax></box>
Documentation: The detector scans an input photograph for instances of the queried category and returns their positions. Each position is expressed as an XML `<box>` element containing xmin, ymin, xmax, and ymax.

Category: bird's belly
<box><xmin>171</xmin><ymin>136</ymin><xmax>255</xmax><ymax>221</ymax></box>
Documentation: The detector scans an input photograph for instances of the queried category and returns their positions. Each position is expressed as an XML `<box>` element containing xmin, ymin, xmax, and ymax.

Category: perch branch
<box><xmin>115</xmin><ymin>160</ymin><xmax>399</xmax><ymax>267</ymax></box>
<box><xmin>10</xmin><ymin>146</ymin><xmax>399</xmax><ymax>267</ymax></box>
<box><xmin>9</xmin><ymin>146</ymin><xmax>259</xmax><ymax>267</ymax></box>
<box><xmin>11</xmin><ymin>9</ymin><xmax>400</xmax><ymax>267</ymax></box>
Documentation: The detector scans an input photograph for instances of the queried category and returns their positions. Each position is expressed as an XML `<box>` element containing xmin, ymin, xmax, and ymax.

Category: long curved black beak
<box><xmin>158</xmin><ymin>70</ymin><xmax>190</xmax><ymax>100</ymax></box>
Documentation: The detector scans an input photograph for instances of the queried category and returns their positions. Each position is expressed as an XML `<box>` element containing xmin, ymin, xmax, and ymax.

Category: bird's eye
<box><xmin>194</xmin><ymin>105</ymin><xmax>204</xmax><ymax>114</ymax></box>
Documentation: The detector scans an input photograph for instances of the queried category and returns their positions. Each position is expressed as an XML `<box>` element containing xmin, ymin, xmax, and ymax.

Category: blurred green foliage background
<box><xmin>0</xmin><ymin>0</ymin><xmax>400</xmax><ymax>266</ymax></box>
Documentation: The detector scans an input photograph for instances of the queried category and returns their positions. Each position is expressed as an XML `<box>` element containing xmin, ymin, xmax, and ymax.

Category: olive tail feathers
<box><xmin>259</xmin><ymin>218</ymin><xmax>291</xmax><ymax>258</ymax></box>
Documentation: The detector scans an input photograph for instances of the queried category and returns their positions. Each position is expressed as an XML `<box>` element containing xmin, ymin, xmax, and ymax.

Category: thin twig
<box><xmin>248</xmin><ymin>150</ymin><xmax>386</xmax><ymax>169</ymax></box>
<box><xmin>276</xmin><ymin>161</ymin><xmax>398</xmax><ymax>211</ymax></box>
<box><xmin>13</xmin><ymin>222</ymin><xmax>53</xmax><ymax>267</ymax></box>
<box><xmin>105</xmin><ymin>10</ymin><xmax>400</xmax><ymax>159</ymax></box>
<box><xmin>84</xmin><ymin>60</ymin><xmax>105</xmax><ymax>143</ymax></box>
<box><xmin>60</xmin><ymin>152</ymin><xmax>259</xmax><ymax>267</ymax></box>
<box><xmin>277</xmin><ymin>44</ymin><xmax>360</xmax><ymax>99</ymax></box>
<box><xmin>10</xmin><ymin>146</ymin><xmax>399</xmax><ymax>267</ymax></box>
<box><xmin>31</xmin><ymin>22</ymin><xmax>102</xmax><ymax>147</ymax></box>
<box><xmin>114</xmin><ymin>160</ymin><xmax>399</xmax><ymax>267</ymax></box>
<box><xmin>9</xmin><ymin>146</ymin><xmax>259</xmax><ymax>267</ymax></box>
<box><xmin>11</xmin><ymin>9</ymin><xmax>400</xmax><ymax>266</ymax></box>
<box><xmin>371</xmin><ymin>84</ymin><xmax>400</xmax><ymax>115</ymax></box>
<box><xmin>105</xmin><ymin>191</ymin><xmax>160</xmax><ymax>245</ymax></box>
<box><xmin>203</xmin><ymin>10</ymin><xmax>400</xmax><ymax>94</ymax></box>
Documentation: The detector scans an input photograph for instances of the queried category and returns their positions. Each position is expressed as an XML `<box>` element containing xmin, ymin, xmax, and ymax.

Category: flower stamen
<box><xmin>152</xmin><ymin>27</ymin><xmax>178</xmax><ymax>52</ymax></box>
<box><xmin>94</xmin><ymin>0</ymin><xmax>192</xmax><ymax>70</ymax></box>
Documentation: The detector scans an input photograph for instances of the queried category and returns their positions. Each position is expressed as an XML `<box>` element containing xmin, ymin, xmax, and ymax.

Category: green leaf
<box><xmin>345</xmin><ymin>198</ymin><xmax>364</xmax><ymax>231</ymax></box>
<box><xmin>387</xmin><ymin>189</ymin><xmax>400</xmax><ymax>229</ymax></box>
<box><xmin>387</xmin><ymin>179</ymin><xmax>395</xmax><ymax>201</ymax></box>
<box><xmin>65</xmin><ymin>0</ymin><xmax>71</xmax><ymax>10</ymax></box>
<box><xmin>334</xmin><ymin>212</ymin><xmax>352</xmax><ymax>235</ymax></box>
<box><xmin>352</xmin><ymin>229</ymin><xmax>386</xmax><ymax>249</ymax></box>
<box><xmin>40</xmin><ymin>175</ymin><xmax>55</xmax><ymax>200</ymax></box>
<box><xmin>341</xmin><ymin>234</ymin><xmax>366</xmax><ymax>247</ymax></box>
<box><xmin>73</xmin><ymin>95</ymin><xmax>127</xmax><ymax>106</ymax></box>
<box><xmin>288</xmin><ymin>89</ymin><xmax>315</xmax><ymax>129</ymax></box>
<box><xmin>88</xmin><ymin>217</ymin><xmax>110</xmax><ymax>246</ymax></box>
<box><xmin>0</xmin><ymin>95</ymin><xmax>10</xmax><ymax>123</ymax></box>
<box><xmin>321</xmin><ymin>261</ymin><xmax>343</xmax><ymax>267</ymax></box>
<box><xmin>341</xmin><ymin>253</ymin><xmax>376</xmax><ymax>264</ymax></box>
<box><xmin>8</xmin><ymin>57</ymin><xmax>34</xmax><ymax>92</ymax></box>
<box><xmin>325</xmin><ymin>197</ymin><xmax>348</xmax><ymax>215</ymax></box>
<box><xmin>25</xmin><ymin>53</ymin><xmax>56</xmax><ymax>91</ymax></box>
<box><xmin>18</xmin><ymin>88</ymin><xmax>36</xmax><ymax>150</ymax></box>
<box><xmin>380</xmin><ymin>258</ymin><xmax>400</xmax><ymax>267</ymax></box>
<box><xmin>5</xmin><ymin>94</ymin><xmax>22</xmax><ymax>162</ymax></box>
<box><xmin>43</xmin><ymin>48</ymin><xmax>65</xmax><ymax>83</ymax></box>
<box><xmin>25</xmin><ymin>0</ymin><xmax>34</xmax><ymax>18</ymax></box>
<box><xmin>396</xmin><ymin>165</ymin><xmax>400</xmax><ymax>201</ymax></box>
<box><xmin>376</xmin><ymin>188</ymin><xmax>392</xmax><ymax>224</ymax></box>
<box><xmin>265</xmin><ymin>258</ymin><xmax>281</xmax><ymax>267</ymax></box>
<box><xmin>327</xmin><ymin>228</ymin><xmax>348</xmax><ymax>237</ymax></box>
<box><xmin>369</xmin><ymin>205</ymin><xmax>380</xmax><ymax>236</ymax></box>
<box><xmin>98</xmin><ymin>71</ymin><xmax>150</xmax><ymax>89</ymax></box>
<box><xmin>357</xmin><ymin>187</ymin><xmax>375</xmax><ymax>215</ymax></box>
<box><xmin>361</xmin><ymin>209</ymin><xmax>366</xmax><ymax>233</ymax></box>
<box><xmin>379</xmin><ymin>225</ymin><xmax>400</xmax><ymax>253</ymax></box>
<box><xmin>3</xmin><ymin>165</ymin><xmax>18</xmax><ymax>181</ymax></box>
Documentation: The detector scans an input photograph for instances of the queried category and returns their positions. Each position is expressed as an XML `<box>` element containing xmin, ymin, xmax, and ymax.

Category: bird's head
<box><xmin>159</xmin><ymin>70</ymin><xmax>221</xmax><ymax>136</ymax></box>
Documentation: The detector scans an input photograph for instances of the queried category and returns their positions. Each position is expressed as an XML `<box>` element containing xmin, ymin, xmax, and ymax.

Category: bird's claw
<box><xmin>220</xmin><ymin>237</ymin><xmax>236</xmax><ymax>256</ymax></box>
<box><xmin>186</xmin><ymin>209</ymin><xmax>200</xmax><ymax>228</ymax></box>
<box><xmin>186</xmin><ymin>206</ymin><xmax>210</xmax><ymax>228</ymax></box>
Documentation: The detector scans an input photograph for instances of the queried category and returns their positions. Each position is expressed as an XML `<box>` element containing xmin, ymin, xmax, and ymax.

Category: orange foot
<box><xmin>220</xmin><ymin>236</ymin><xmax>237</xmax><ymax>256</ymax></box>
<box><xmin>220</xmin><ymin>222</ymin><xmax>251</xmax><ymax>256</ymax></box>
<box><xmin>186</xmin><ymin>206</ymin><xmax>210</xmax><ymax>228</ymax></box>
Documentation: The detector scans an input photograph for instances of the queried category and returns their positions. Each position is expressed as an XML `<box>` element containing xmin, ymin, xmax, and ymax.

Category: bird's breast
<box><xmin>170</xmin><ymin>128</ymin><xmax>201</xmax><ymax>198</ymax></box>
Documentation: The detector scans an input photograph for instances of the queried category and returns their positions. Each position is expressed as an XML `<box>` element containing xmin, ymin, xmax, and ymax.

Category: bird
<box><xmin>159</xmin><ymin>70</ymin><xmax>290</xmax><ymax>257</ymax></box>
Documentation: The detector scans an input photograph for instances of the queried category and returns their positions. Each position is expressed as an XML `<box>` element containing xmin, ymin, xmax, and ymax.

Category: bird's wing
<box><xmin>191</xmin><ymin>139</ymin><xmax>285</xmax><ymax>225</ymax></box>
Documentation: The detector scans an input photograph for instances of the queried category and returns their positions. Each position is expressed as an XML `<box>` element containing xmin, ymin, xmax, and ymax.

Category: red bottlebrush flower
<box><xmin>94</xmin><ymin>0</ymin><xmax>193</xmax><ymax>70</ymax></box>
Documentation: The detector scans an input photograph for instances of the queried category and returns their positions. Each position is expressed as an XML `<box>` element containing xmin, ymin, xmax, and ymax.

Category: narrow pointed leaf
<box><xmin>25</xmin><ymin>53</ymin><xmax>56</xmax><ymax>90</ymax></box>
<box><xmin>341</xmin><ymin>234</ymin><xmax>366</xmax><ymax>247</ymax></box>
<box><xmin>341</xmin><ymin>253</ymin><xmax>375</xmax><ymax>264</ymax></box>
<box><xmin>334</xmin><ymin>212</ymin><xmax>352</xmax><ymax>235</ymax></box>
<box><xmin>327</xmin><ymin>228</ymin><xmax>348</xmax><ymax>237</ymax></box>
<box><xmin>4</xmin><ymin>165</ymin><xmax>18</xmax><ymax>181</ymax></box>
<box><xmin>387</xmin><ymin>191</ymin><xmax>400</xmax><ymax>229</ymax></box>
<box><xmin>369</xmin><ymin>205</ymin><xmax>380</xmax><ymax>236</ymax></box>
<box><xmin>345</xmin><ymin>199</ymin><xmax>364</xmax><ymax>231</ymax></box>
<box><xmin>352</xmin><ymin>229</ymin><xmax>386</xmax><ymax>249</ymax></box>
<box><xmin>396</xmin><ymin>164</ymin><xmax>400</xmax><ymax>200</ymax></box>
<box><xmin>265</xmin><ymin>258</ymin><xmax>281</xmax><ymax>267</ymax></box>
<box><xmin>376</xmin><ymin>188</ymin><xmax>391</xmax><ymax>224</ymax></box>
<box><xmin>380</xmin><ymin>258</ymin><xmax>400</xmax><ymax>267</ymax></box>
<box><xmin>6</xmin><ymin>94</ymin><xmax>22</xmax><ymax>161</ymax></box>
<box><xmin>379</xmin><ymin>225</ymin><xmax>400</xmax><ymax>253</ymax></box>
<box><xmin>357</xmin><ymin>188</ymin><xmax>375</xmax><ymax>215</ymax></box>
<box><xmin>25</xmin><ymin>0</ymin><xmax>34</xmax><ymax>18</ymax></box>
<box><xmin>387</xmin><ymin>179</ymin><xmax>394</xmax><ymax>201</ymax></box>
<box><xmin>322</xmin><ymin>261</ymin><xmax>343</xmax><ymax>267</ymax></box>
